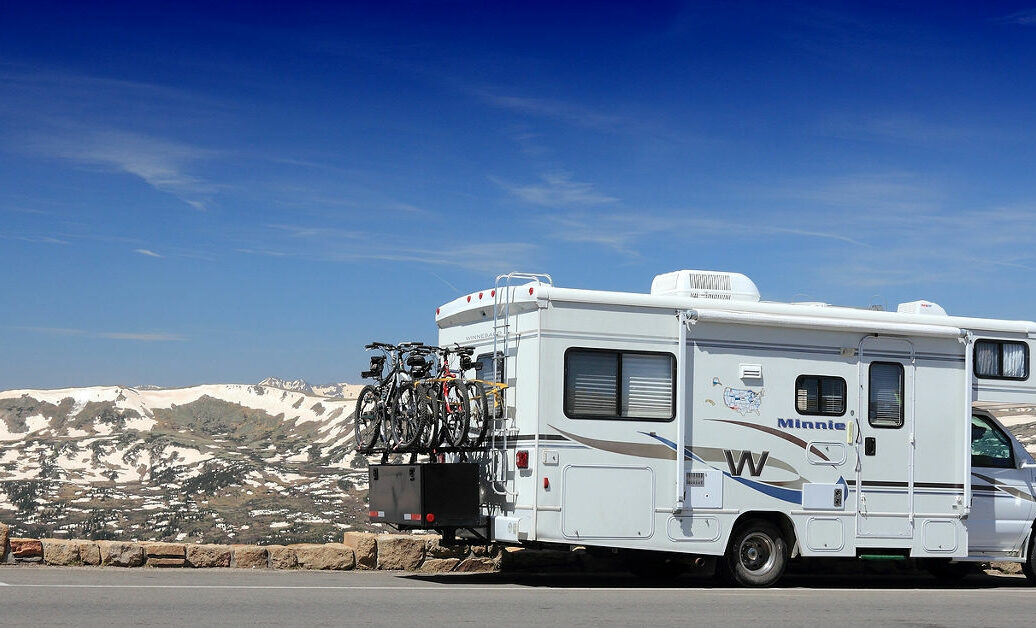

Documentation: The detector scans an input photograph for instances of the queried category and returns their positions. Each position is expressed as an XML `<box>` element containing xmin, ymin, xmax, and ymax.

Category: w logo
<box><xmin>724</xmin><ymin>450</ymin><xmax>769</xmax><ymax>477</ymax></box>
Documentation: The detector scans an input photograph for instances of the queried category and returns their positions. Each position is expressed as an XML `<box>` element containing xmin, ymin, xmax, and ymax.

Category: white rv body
<box><xmin>434</xmin><ymin>271</ymin><xmax>1036</xmax><ymax>566</ymax></box>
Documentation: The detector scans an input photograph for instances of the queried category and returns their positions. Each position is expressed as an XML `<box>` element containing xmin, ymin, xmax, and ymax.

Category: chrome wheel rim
<box><xmin>738</xmin><ymin>532</ymin><xmax>776</xmax><ymax>574</ymax></box>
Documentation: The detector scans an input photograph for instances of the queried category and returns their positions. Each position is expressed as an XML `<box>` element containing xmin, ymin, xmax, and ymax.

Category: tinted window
<box><xmin>971</xmin><ymin>414</ymin><xmax>1015</xmax><ymax>469</ymax></box>
<box><xmin>795</xmin><ymin>375</ymin><xmax>847</xmax><ymax>416</ymax></box>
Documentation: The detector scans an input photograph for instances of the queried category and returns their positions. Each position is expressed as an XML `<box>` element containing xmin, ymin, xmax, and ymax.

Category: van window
<box><xmin>975</xmin><ymin>340</ymin><xmax>1029</xmax><ymax>380</ymax></box>
<box><xmin>474</xmin><ymin>351</ymin><xmax>504</xmax><ymax>382</ymax></box>
<box><xmin>795</xmin><ymin>375</ymin><xmax>846</xmax><ymax>416</ymax></box>
<box><xmin>868</xmin><ymin>362</ymin><xmax>904</xmax><ymax>428</ymax></box>
<box><xmin>971</xmin><ymin>414</ymin><xmax>1015</xmax><ymax>469</ymax></box>
<box><xmin>564</xmin><ymin>349</ymin><xmax>675</xmax><ymax>421</ymax></box>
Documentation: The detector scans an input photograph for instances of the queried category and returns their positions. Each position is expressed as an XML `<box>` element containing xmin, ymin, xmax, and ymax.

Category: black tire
<box><xmin>726</xmin><ymin>520</ymin><xmax>788</xmax><ymax>587</ymax></box>
<box><xmin>923</xmin><ymin>558</ymin><xmax>974</xmax><ymax>582</ymax></box>
<box><xmin>1023</xmin><ymin>532</ymin><xmax>1036</xmax><ymax>584</ymax></box>
<box><xmin>414</xmin><ymin>382</ymin><xmax>439</xmax><ymax>449</ymax></box>
<box><xmin>353</xmin><ymin>385</ymin><xmax>381</xmax><ymax>451</ymax></box>
<box><xmin>438</xmin><ymin>379</ymin><xmax>470</xmax><ymax>447</ymax></box>
<box><xmin>389</xmin><ymin>382</ymin><xmax>423</xmax><ymax>450</ymax></box>
<box><xmin>465</xmin><ymin>381</ymin><xmax>490</xmax><ymax>447</ymax></box>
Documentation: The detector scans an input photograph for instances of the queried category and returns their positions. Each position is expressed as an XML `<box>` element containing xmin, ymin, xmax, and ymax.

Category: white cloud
<box><xmin>993</xmin><ymin>9</ymin><xmax>1036</xmax><ymax>25</ymax></box>
<box><xmin>134</xmin><ymin>248</ymin><xmax>162</xmax><ymax>258</ymax></box>
<box><xmin>493</xmin><ymin>172</ymin><xmax>618</xmax><ymax>207</ymax></box>
<box><xmin>18</xmin><ymin>327</ymin><xmax>184</xmax><ymax>341</ymax></box>
<box><xmin>29</xmin><ymin>129</ymin><xmax>217</xmax><ymax>210</ymax></box>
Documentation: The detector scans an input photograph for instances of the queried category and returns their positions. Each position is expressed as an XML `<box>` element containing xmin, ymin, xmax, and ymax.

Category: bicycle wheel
<box><xmin>415</xmin><ymin>381</ymin><xmax>439</xmax><ymax>450</ymax></box>
<box><xmin>438</xmin><ymin>379</ymin><xmax>470</xmax><ymax>447</ymax></box>
<box><xmin>353</xmin><ymin>385</ymin><xmax>382</xmax><ymax>451</ymax></box>
<box><xmin>465</xmin><ymin>380</ymin><xmax>489</xmax><ymax>447</ymax></box>
<box><xmin>389</xmin><ymin>382</ymin><xmax>424</xmax><ymax>450</ymax></box>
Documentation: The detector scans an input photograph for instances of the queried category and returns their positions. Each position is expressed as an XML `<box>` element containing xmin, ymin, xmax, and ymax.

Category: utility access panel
<box><xmin>368</xmin><ymin>463</ymin><xmax>481</xmax><ymax>529</ymax></box>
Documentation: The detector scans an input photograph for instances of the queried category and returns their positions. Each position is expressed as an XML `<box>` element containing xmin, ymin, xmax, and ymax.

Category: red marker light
<box><xmin>529</xmin><ymin>287</ymin><xmax>534</xmax><ymax>295</ymax></box>
<box><xmin>491</xmin><ymin>289</ymin><xmax>496</xmax><ymax>297</ymax></box>
<box><xmin>479</xmin><ymin>292</ymin><xmax>484</xmax><ymax>299</ymax></box>
<box><xmin>369</xmin><ymin>510</ymin><xmax>378</xmax><ymax>517</ymax></box>
<box><xmin>425</xmin><ymin>513</ymin><xmax>435</xmax><ymax>523</ymax></box>
<box><xmin>466</xmin><ymin>295</ymin><xmax>471</xmax><ymax>302</ymax></box>
<box><xmin>543</xmin><ymin>477</ymin><xmax>549</xmax><ymax>489</ymax></box>
<box><xmin>436</xmin><ymin>308</ymin><xmax>440</xmax><ymax>315</ymax></box>
<box><xmin>516</xmin><ymin>450</ymin><xmax>529</xmax><ymax>469</ymax></box>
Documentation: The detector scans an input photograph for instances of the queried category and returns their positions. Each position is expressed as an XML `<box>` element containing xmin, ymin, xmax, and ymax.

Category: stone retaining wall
<box><xmin>0</xmin><ymin>522</ymin><xmax>503</xmax><ymax>573</ymax></box>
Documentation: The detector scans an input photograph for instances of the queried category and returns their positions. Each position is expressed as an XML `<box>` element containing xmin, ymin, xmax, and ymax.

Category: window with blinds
<box><xmin>795</xmin><ymin>375</ymin><xmax>846</xmax><ymax>416</ymax></box>
<box><xmin>974</xmin><ymin>340</ymin><xmax>1029</xmax><ymax>380</ymax></box>
<box><xmin>868</xmin><ymin>362</ymin><xmax>904</xmax><ymax>428</ymax></box>
<box><xmin>564</xmin><ymin>349</ymin><xmax>675</xmax><ymax>421</ymax></box>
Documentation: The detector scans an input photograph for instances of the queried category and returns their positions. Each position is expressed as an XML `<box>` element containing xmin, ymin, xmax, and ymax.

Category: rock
<box><xmin>77</xmin><ymin>541</ymin><xmax>101</xmax><ymax>566</ymax></box>
<box><xmin>147</xmin><ymin>557</ymin><xmax>187</xmax><ymax>568</ymax></box>
<box><xmin>267</xmin><ymin>545</ymin><xmax>296</xmax><ymax>570</ymax></box>
<box><xmin>0</xmin><ymin>522</ymin><xmax>9</xmax><ymax>559</ymax></box>
<box><xmin>454</xmin><ymin>557</ymin><xmax>499</xmax><ymax>573</ymax></box>
<box><xmin>10</xmin><ymin>538</ymin><xmax>43</xmax><ymax>561</ymax></box>
<box><xmin>98</xmin><ymin>541</ymin><xmax>145</xmax><ymax>567</ymax></box>
<box><xmin>143</xmin><ymin>542</ymin><xmax>186</xmax><ymax>558</ymax></box>
<box><xmin>376</xmin><ymin>534</ymin><xmax>426</xmax><ymax>570</ymax></box>
<box><xmin>419</xmin><ymin>558</ymin><xmax>459</xmax><ymax>573</ymax></box>
<box><xmin>343</xmin><ymin>532</ymin><xmax>377</xmax><ymax>569</ymax></box>
<box><xmin>295</xmin><ymin>544</ymin><xmax>355</xmax><ymax>570</ymax></box>
<box><xmin>233</xmin><ymin>545</ymin><xmax>268</xmax><ymax>569</ymax></box>
<box><xmin>424</xmin><ymin>538</ymin><xmax>468</xmax><ymax>560</ymax></box>
<box><xmin>186</xmin><ymin>544</ymin><xmax>232</xmax><ymax>568</ymax></box>
<box><xmin>989</xmin><ymin>561</ymin><xmax>1023</xmax><ymax>574</ymax></box>
<box><xmin>470</xmin><ymin>544</ymin><xmax>501</xmax><ymax>558</ymax></box>
<box><xmin>42</xmin><ymin>539</ymin><xmax>79</xmax><ymax>566</ymax></box>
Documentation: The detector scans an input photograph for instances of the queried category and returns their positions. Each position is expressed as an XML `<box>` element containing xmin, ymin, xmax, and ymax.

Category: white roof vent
<box><xmin>896</xmin><ymin>300</ymin><xmax>947</xmax><ymax>316</ymax></box>
<box><xmin>650</xmin><ymin>270</ymin><xmax>760</xmax><ymax>302</ymax></box>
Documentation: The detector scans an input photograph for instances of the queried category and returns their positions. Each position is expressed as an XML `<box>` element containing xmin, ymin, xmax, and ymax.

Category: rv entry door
<box><xmin>855</xmin><ymin>336</ymin><xmax>915</xmax><ymax>539</ymax></box>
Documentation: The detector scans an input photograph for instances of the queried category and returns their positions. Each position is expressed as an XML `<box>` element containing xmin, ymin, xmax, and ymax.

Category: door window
<box><xmin>868</xmin><ymin>362</ymin><xmax>904</xmax><ymax>428</ymax></box>
<box><xmin>971</xmin><ymin>414</ymin><xmax>1015</xmax><ymax>469</ymax></box>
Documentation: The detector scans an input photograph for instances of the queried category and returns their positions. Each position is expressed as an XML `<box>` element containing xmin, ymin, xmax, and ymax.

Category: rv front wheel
<box><xmin>726</xmin><ymin>520</ymin><xmax>787</xmax><ymax>587</ymax></box>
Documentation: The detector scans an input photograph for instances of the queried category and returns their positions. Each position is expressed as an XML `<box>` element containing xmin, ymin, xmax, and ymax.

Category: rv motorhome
<box><xmin>367</xmin><ymin>270</ymin><xmax>1036</xmax><ymax>586</ymax></box>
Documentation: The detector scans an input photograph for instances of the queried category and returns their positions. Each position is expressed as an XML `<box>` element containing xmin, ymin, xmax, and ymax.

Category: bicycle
<box><xmin>355</xmin><ymin>341</ymin><xmax>426</xmax><ymax>452</ymax></box>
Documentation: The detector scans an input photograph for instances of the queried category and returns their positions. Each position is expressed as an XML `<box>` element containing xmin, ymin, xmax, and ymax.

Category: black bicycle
<box><xmin>355</xmin><ymin>341</ymin><xmax>426</xmax><ymax>452</ymax></box>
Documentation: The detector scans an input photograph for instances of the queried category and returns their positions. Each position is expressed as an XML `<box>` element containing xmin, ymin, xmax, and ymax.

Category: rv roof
<box><xmin>434</xmin><ymin>275</ymin><xmax>1036</xmax><ymax>336</ymax></box>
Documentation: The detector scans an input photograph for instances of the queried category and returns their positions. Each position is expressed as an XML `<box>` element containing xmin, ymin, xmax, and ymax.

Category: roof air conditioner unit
<box><xmin>896</xmin><ymin>300</ymin><xmax>947</xmax><ymax>316</ymax></box>
<box><xmin>650</xmin><ymin>270</ymin><xmax>760</xmax><ymax>302</ymax></box>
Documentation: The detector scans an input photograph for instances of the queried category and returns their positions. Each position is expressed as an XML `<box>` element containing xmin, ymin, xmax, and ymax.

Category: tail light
<box><xmin>516</xmin><ymin>450</ymin><xmax>529</xmax><ymax>469</ymax></box>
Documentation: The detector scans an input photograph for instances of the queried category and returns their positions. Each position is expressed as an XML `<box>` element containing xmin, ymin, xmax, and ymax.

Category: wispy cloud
<box><xmin>134</xmin><ymin>248</ymin><xmax>162</xmax><ymax>258</ymax></box>
<box><xmin>992</xmin><ymin>8</ymin><xmax>1036</xmax><ymax>25</ymax></box>
<box><xmin>28</xmin><ymin>129</ymin><xmax>218</xmax><ymax>210</ymax></box>
<box><xmin>18</xmin><ymin>327</ymin><xmax>184</xmax><ymax>341</ymax></box>
<box><xmin>471</xmin><ymin>89</ymin><xmax>623</xmax><ymax>130</ymax></box>
<box><xmin>492</xmin><ymin>172</ymin><xmax>618</xmax><ymax>207</ymax></box>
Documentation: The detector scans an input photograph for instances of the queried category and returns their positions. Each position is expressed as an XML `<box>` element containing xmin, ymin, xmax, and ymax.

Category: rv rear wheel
<box><xmin>726</xmin><ymin>520</ymin><xmax>787</xmax><ymax>587</ymax></box>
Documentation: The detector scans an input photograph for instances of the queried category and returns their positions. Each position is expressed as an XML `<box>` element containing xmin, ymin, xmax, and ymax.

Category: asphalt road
<box><xmin>1</xmin><ymin>567</ymin><xmax>1035</xmax><ymax>626</ymax></box>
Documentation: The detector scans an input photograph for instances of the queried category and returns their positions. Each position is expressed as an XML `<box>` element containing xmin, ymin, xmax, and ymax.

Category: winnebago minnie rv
<box><xmin>367</xmin><ymin>270</ymin><xmax>1036</xmax><ymax>587</ymax></box>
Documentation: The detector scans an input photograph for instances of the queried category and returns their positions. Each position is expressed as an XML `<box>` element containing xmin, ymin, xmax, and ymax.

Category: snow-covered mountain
<box><xmin>258</xmin><ymin>377</ymin><xmax>358</xmax><ymax>399</ymax></box>
<box><xmin>0</xmin><ymin>382</ymin><xmax>372</xmax><ymax>544</ymax></box>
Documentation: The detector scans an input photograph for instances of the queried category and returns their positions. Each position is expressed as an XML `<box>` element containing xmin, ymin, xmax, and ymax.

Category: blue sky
<box><xmin>3</xmin><ymin>1</ymin><xmax>1036</xmax><ymax>388</ymax></box>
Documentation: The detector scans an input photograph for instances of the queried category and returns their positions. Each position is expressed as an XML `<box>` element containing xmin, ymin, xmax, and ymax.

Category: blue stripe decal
<box><xmin>640</xmin><ymin>431</ymin><xmax>802</xmax><ymax>504</ymax></box>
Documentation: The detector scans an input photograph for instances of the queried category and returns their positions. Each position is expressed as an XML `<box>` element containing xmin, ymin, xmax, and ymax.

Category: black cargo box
<box><xmin>368</xmin><ymin>463</ymin><xmax>482</xmax><ymax>529</ymax></box>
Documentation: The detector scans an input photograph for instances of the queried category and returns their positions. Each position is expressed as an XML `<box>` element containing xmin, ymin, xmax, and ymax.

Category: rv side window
<box><xmin>564</xmin><ymin>348</ymin><xmax>675</xmax><ymax>421</ymax></box>
<box><xmin>795</xmin><ymin>375</ymin><xmax>846</xmax><ymax>416</ymax></box>
<box><xmin>868</xmin><ymin>362</ymin><xmax>904</xmax><ymax>428</ymax></box>
<box><xmin>974</xmin><ymin>340</ymin><xmax>1029</xmax><ymax>380</ymax></box>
